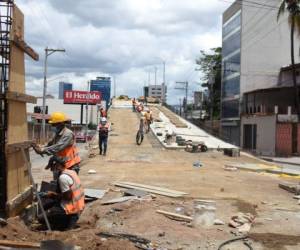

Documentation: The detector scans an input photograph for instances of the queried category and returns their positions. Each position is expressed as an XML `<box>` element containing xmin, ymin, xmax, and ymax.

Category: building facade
<box><xmin>148</xmin><ymin>84</ymin><xmax>167</xmax><ymax>102</ymax></box>
<box><xmin>90</xmin><ymin>77</ymin><xmax>111</xmax><ymax>109</ymax></box>
<box><xmin>221</xmin><ymin>2</ymin><xmax>241</xmax><ymax>146</ymax></box>
<box><xmin>58</xmin><ymin>82</ymin><xmax>73</xmax><ymax>99</ymax></box>
<box><xmin>222</xmin><ymin>0</ymin><xmax>300</xmax><ymax>156</ymax></box>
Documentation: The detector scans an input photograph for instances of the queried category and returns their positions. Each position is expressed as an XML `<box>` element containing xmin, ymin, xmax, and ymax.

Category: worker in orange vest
<box><xmin>100</xmin><ymin>107</ymin><xmax>107</xmax><ymax>118</ymax></box>
<box><xmin>33</xmin><ymin>112</ymin><xmax>81</xmax><ymax>174</ymax></box>
<box><xmin>98</xmin><ymin>117</ymin><xmax>110</xmax><ymax>156</ymax></box>
<box><xmin>38</xmin><ymin>156</ymin><xmax>85</xmax><ymax>231</ymax></box>
<box><xmin>144</xmin><ymin>109</ymin><xmax>153</xmax><ymax>133</ymax></box>
<box><xmin>132</xmin><ymin>98</ymin><xmax>136</xmax><ymax>112</ymax></box>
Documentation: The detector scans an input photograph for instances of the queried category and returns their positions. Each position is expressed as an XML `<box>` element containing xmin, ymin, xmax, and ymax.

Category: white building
<box><xmin>222</xmin><ymin>1</ymin><xmax>300</xmax><ymax>156</ymax></box>
<box><xmin>27</xmin><ymin>98</ymin><xmax>98</xmax><ymax>124</ymax></box>
<box><xmin>148</xmin><ymin>84</ymin><xmax>167</xmax><ymax>102</ymax></box>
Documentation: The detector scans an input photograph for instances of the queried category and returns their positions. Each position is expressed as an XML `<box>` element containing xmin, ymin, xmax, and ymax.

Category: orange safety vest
<box><xmin>98</xmin><ymin>123</ymin><xmax>110</xmax><ymax>136</ymax></box>
<box><xmin>57</xmin><ymin>134</ymin><xmax>81</xmax><ymax>169</ymax></box>
<box><xmin>60</xmin><ymin>169</ymin><xmax>85</xmax><ymax>215</ymax></box>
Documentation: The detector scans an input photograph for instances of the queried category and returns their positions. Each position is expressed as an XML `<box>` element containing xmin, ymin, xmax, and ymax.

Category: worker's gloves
<box><xmin>32</xmin><ymin>144</ymin><xmax>45</xmax><ymax>154</ymax></box>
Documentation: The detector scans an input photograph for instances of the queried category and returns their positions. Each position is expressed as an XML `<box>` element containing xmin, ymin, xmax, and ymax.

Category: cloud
<box><xmin>16</xmin><ymin>0</ymin><xmax>230</xmax><ymax>104</ymax></box>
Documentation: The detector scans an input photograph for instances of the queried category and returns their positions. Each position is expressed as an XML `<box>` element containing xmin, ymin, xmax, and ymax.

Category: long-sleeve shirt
<box><xmin>43</xmin><ymin>127</ymin><xmax>74</xmax><ymax>155</ymax></box>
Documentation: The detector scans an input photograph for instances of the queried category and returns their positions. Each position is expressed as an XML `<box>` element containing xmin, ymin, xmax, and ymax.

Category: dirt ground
<box><xmin>2</xmin><ymin>107</ymin><xmax>300</xmax><ymax>250</ymax></box>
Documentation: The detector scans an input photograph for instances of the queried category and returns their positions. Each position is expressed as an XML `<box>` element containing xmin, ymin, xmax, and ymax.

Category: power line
<box><xmin>219</xmin><ymin>0</ymin><xmax>278</xmax><ymax>11</ymax></box>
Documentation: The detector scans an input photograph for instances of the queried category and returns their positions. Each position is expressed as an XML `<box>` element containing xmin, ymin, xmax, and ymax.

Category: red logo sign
<box><xmin>64</xmin><ymin>90</ymin><xmax>101</xmax><ymax>104</ymax></box>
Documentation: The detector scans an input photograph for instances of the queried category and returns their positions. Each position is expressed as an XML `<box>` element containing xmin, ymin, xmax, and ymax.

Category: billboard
<box><xmin>64</xmin><ymin>90</ymin><xmax>101</xmax><ymax>104</ymax></box>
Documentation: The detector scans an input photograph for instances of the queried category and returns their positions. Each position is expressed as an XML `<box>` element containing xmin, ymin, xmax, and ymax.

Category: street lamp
<box><xmin>41</xmin><ymin>47</ymin><xmax>66</xmax><ymax>142</ymax></box>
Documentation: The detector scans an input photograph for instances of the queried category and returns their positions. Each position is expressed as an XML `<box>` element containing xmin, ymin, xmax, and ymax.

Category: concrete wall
<box><xmin>241</xmin><ymin>115</ymin><xmax>276</xmax><ymax>156</ymax></box>
<box><xmin>240</xmin><ymin>0</ymin><xmax>300</xmax><ymax>94</ymax></box>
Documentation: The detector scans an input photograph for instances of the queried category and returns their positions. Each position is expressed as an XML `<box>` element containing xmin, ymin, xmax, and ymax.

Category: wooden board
<box><xmin>4</xmin><ymin>4</ymin><xmax>33</xmax><ymax>217</ymax></box>
<box><xmin>156</xmin><ymin>210</ymin><xmax>193</xmax><ymax>221</ymax></box>
<box><xmin>101</xmin><ymin>196</ymin><xmax>136</xmax><ymax>205</ymax></box>
<box><xmin>114</xmin><ymin>182</ymin><xmax>185</xmax><ymax>198</ymax></box>
<box><xmin>0</xmin><ymin>240</ymin><xmax>40</xmax><ymax>249</ymax></box>
<box><xmin>117</xmin><ymin>181</ymin><xmax>188</xmax><ymax>195</ymax></box>
<box><xmin>6</xmin><ymin>91</ymin><xmax>37</xmax><ymax>104</ymax></box>
<box><xmin>11</xmin><ymin>5</ymin><xmax>24</xmax><ymax>40</ymax></box>
<box><xmin>12</xmin><ymin>35</ymin><xmax>39</xmax><ymax>61</ymax></box>
<box><xmin>7</xmin><ymin>101</ymin><xmax>28</xmax><ymax>143</ymax></box>
<box><xmin>9</xmin><ymin>46</ymin><xmax>25</xmax><ymax>93</ymax></box>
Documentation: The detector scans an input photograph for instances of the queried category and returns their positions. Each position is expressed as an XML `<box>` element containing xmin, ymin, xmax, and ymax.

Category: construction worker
<box><xmin>136</xmin><ymin>103</ymin><xmax>144</xmax><ymax>113</ymax></box>
<box><xmin>132</xmin><ymin>98</ymin><xmax>136</xmax><ymax>112</ymax></box>
<box><xmin>38</xmin><ymin>156</ymin><xmax>84</xmax><ymax>231</ymax></box>
<box><xmin>98</xmin><ymin>117</ymin><xmax>110</xmax><ymax>156</ymax></box>
<box><xmin>144</xmin><ymin>109</ymin><xmax>153</xmax><ymax>133</ymax></box>
<box><xmin>100</xmin><ymin>107</ymin><xmax>107</xmax><ymax>118</ymax></box>
<box><xmin>33</xmin><ymin>112</ymin><xmax>81</xmax><ymax>174</ymax></box>
<box><xmin>136</xmin><ymin>116</ymin><xmax>145</xmax><ymax>145</ymax></box>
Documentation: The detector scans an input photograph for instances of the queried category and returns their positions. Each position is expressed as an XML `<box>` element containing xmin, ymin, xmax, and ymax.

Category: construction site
<box><xmin>1</xmin><ymin>1</ymin><xmax>300</xmax><ymax>250</ymax></box>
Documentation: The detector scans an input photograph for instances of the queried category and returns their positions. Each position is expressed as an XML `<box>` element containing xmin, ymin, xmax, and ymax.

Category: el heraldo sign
<box><xmin>64</xmin><ymin>90</ymin><xmax>101</xmax><ymax>105</ymax></box>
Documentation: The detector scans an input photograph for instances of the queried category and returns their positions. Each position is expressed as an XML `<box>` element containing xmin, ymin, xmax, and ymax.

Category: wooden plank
<box><xmin>101</xmin><ymin>196</ymin><xmax>136</xmax><ymax>205</ymax></box>
<box><xmin>0</xmin><ymin>240</ymin><xmax>40</xmax><ymax>249</ymax></box>
<box><xmin>6</xmin><ymin>150</ymin><xmax>31</xmax><ymax>201</ymax></box>
<box><xmin>117</xmin><ymin>181</ymin><xmax>188</xmax><ymax>195</ymax></box>
<box><xmin>6</xmin><ymin>91</ymin><xmax>37</xmax><ymax>104</ymax></box>
<box><xmin>6</xmin><ymin>140</ymin><xmax>33</xmax><ymax>154</ymax></box>
<box><xmin>279</xmin><ymin>182</ymin><xmax>300</xmax><ymax>194</ymax></box>
<box><xmin>4</xmin><ymin>4</ymin><xmax>33</xmax><ymax>217</ymax></box>
<box><xmin>11</xmin><ymin>5</ymin><xmax>24</xmax><ymax>40</ymax></box>
<box><xmin>156</xmin><ymin>210</ymin><xmax>193</xmax><ymax>221</ymax></box>
<box><xmin>12</xmin><ymin>35</ymin><xmax>39</xmax><ymax>61</ymax></box>
<box><xmin>7</xmin><ymin>102</ymin><xmax>28</xmax><ymax>144</ymax></box>
<box><xmin>114</xmin><ymin>183</ymin><xmax>184</xmax><ymax>198</ymax></box>
<box><xmin>9</xmin><ymin>46</ymin><xmax>25</xmax><ymax>93</ymax></box>
<box><xmin>6</xmin><ymin>186</ymin><xmax>32</xmax><ymax>217</ymax></box>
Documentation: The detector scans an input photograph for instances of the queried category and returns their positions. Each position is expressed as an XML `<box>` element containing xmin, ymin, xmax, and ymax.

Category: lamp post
<box><xmin>41</xmin><ymin>47</ymin><xmax>65</xmax><ymax>142</ymax></box>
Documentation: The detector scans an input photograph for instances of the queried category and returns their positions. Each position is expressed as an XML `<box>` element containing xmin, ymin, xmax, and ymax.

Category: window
<box><xmin>222</xmin><ymin>100</ymin><xmax>239</xmax><ymax>118</ymax></box>
<box><xmin>222</xmin><ymin>76</ymin><xmax>240</xmax><ymax>98</ymax></box>
<box><xmin>223</xmin><ymin>12</ymin><xmax>241</xmax><ymax>37</ymax></box>
<box><xmin>223</xmin><ymin>30</ymin><xmax>241</xmax><ymax>57</ymax></box>
<box><xmin>223</xmin><ymin>52</ymin><xmax>240</xmax><ymax>78</ymax></box>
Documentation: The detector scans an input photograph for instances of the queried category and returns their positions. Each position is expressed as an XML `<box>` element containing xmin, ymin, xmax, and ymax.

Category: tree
<box><xmin>196</xmin><ymin>47</ymin><xmax>222</xmax><ymax>119</ymax></box>
<box><xmin>278</xmin><ymin>0</ymin><xmax>300</xmax><ymax>117</ymax></box>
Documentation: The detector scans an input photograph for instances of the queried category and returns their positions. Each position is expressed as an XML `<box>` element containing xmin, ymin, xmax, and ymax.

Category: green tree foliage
<box><xmin>88</xmin><ymin>122</ymin><xmax>97</xmax><ymax>130</ymax></box>
<box><xmin>196</xmin><ymin>47</ymin><xmax>222</xmax><ymax>119</ymax></box>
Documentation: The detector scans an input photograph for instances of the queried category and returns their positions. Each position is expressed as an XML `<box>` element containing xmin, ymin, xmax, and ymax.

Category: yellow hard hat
<box><xmin>48</xmin><ymin>112</ymin><xmax>68</xmax><ymax>124</ymax></box>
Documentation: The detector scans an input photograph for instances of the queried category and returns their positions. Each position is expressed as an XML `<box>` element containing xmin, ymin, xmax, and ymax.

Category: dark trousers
<box><xmin>99</xmin><ymin>136</ymin><xmax>108</xmax><ymax>154</ymax></box>
<box><xmin>38</xmin><ymin>199</ymin><xmax>79</xmax><ymax>231</ymax></box>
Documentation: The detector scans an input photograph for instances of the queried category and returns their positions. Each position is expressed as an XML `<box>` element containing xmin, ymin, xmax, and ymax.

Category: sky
<box><xmin>16</xmin><ymin>0</ymin><xmax>231</xmax><ymax>105</ymax></box>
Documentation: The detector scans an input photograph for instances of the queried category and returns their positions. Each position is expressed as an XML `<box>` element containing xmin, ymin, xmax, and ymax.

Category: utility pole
<box><xmin>42</xmin><ymin>47</ymin><xmax>65</xmax><ymax>142</ymax></box>
<box><xmin>179</xmin><ymin>98</ymin><xmax>182</xmax><ymax>117</ymax></box>
<box><xmin>162</xmin><ymin>61</ymin><xmax>166</xmax><ymax>104</ymax></box>
<box><xmin>85</xmin><ymin>81</ymin><xmax>90</xmax><ymax>138</ymax></box>
<box><xmin>175</xmin><ymin>81</ymin><xmax>188</xmax><ymax>118</ymax></box>
<box><xmin>113</xmin><ymin>75</ymin><xmax>117</xmax><ymax>98</ymax></box>
<box><xmin>208</xmin><ymin>74</ymin><xmax>215</xmax><ymax>132</ymax></box>
<box><xmin>148</xmin><ymin>71</ymin><xmax>151</xmax><ymax>86</ymax></box>
<box><xmin>154</xmin><ymin>66</ymin><xmax>157</xmax><ymax>87</ymax></box>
